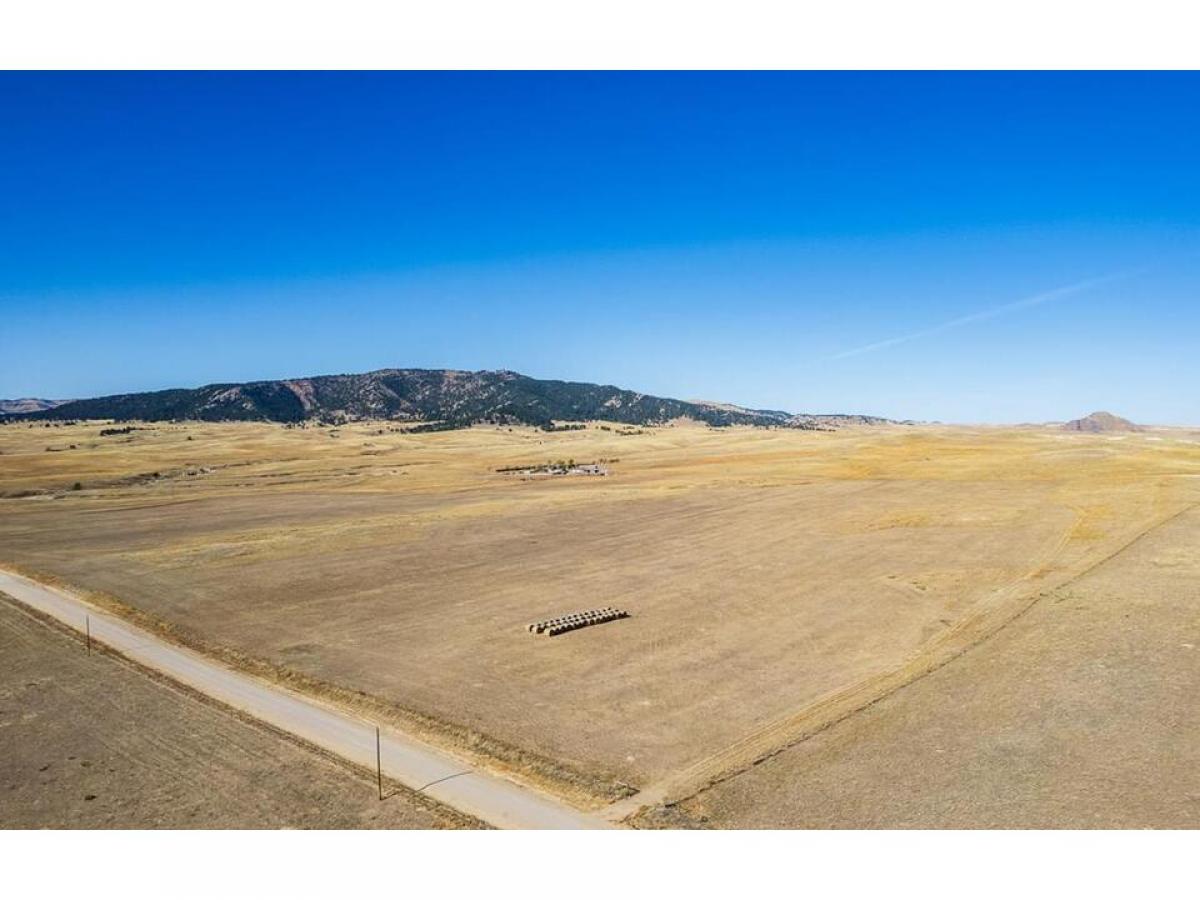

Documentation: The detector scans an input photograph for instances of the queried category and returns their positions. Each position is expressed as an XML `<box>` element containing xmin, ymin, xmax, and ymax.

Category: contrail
<box><xmin>829</xmin><ymin>274</ymin><xmax>1120</xmax><ymax>360</ymax></box>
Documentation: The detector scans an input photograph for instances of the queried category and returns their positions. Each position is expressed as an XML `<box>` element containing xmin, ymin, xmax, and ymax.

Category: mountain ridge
<box><xmin>0</xmin><ymin>398</ymin><xmax>66</xmax><ymax>415</ymax></box>
<box><xmin>7</xmin><ymin>368</ymin><xmax>890</xmax><ymax>430</ymax></box>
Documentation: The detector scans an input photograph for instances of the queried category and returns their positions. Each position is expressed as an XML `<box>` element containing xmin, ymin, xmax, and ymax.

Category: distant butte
<box><xmin>1061</xmin><ymin>411</ymin><xmax>1142</xmax><ymax>433</ymax></box>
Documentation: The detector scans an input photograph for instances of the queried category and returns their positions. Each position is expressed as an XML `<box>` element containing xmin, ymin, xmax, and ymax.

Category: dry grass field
<box><xmin>2</xmin><ymin>417</ymin><xmax>1198</xmax><ymax>817</ymax></box>
<box><xmin>0</xmin><ymin>597</ymin><xmax>464</xmax><ymax>828</ymax></box>
<box><xmin>655</xmin><ymin>503</ymin><xmax>1200</xmax><ymax>828</ymax></box>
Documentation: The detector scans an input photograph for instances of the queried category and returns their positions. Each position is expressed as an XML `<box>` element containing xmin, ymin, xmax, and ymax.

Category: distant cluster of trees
<box><xmin>400</xmin><ymin>421</ymin><xmax>464</xmax><ymax>434</ymax></box>
<box><xmin>496</xmin><ymin>457</ymin><xmax>599</xmax><ymax>474</ymax></box>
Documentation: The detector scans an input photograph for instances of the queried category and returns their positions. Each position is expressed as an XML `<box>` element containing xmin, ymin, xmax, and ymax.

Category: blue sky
<box><xmin>2</xmin><ymin>72</ymin><xmax>1197</xmax><ymax>423</ymax></box>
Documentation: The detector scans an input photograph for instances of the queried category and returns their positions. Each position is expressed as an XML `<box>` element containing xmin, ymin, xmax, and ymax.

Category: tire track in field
<box><xmin>611</xmin><ymin>498</ymin><xmax>1199</xmax><ymax>823</ymax></box>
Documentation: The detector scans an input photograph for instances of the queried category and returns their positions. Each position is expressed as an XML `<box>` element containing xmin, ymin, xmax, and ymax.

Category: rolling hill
<box><xmin>0</xmin><ymin>398</ymin><xmax>65</xmax><ymax>415</ymax></box>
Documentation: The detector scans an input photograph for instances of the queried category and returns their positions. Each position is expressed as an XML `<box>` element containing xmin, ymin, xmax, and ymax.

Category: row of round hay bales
<box><xmin>527</xmin><ymin>607</ymin><xmax>629</xmax><ymax>636</ymax></box>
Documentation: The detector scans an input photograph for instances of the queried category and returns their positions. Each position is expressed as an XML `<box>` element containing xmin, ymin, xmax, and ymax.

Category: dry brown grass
<box><xmin>2</xmin><ymin>418</ymin><xmax>1198</xmax><ymax>811</ymax></box>
<box><xmin>0</xmin><ymin>595</ymin><xmax>470</xmax><ymax>829</ymax></box>
<box><xmin>651</xmin><ymin>502</ymin><xmax>1200</xmax><ymax>828</ymax></box>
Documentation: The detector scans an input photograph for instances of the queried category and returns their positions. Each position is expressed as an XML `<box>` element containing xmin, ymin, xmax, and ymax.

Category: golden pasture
<box><xmin>2</xmin><ymin>418</ymin><xmax>1197</xmax><ymax>810</ymax></box>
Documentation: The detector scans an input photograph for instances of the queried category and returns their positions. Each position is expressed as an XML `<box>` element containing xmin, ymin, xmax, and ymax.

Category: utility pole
<box><xmin>86</xmin><ymin>615</ymin><xmax>91</xmax><ymax>655</ymax></box>
<box><xmin>376</xmin><ymin>726</ymin><xmax>383</xmax><ymax>801</ymax></box>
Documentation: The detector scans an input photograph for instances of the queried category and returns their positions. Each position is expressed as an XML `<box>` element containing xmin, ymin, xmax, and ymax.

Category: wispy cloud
<box><xmin>829</xmin><ymin>274</ymin><xmax>1122</xmax><ymax>361</ymax></box>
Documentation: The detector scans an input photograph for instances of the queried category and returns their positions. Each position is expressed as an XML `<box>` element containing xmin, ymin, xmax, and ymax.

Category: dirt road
<box><xmin>0</xmin><ymin>568</ymin><xmax>607</xmax><ymax>830</ymax></box>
